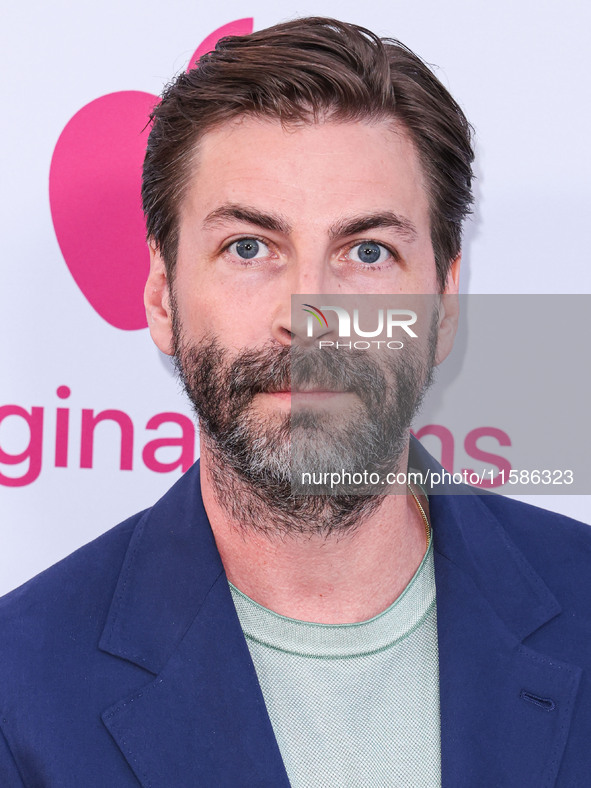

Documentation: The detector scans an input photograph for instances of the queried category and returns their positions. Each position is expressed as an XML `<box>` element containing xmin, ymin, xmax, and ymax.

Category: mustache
<box><xmin>227</xmin><ymin>344</ymin><xmax>388</xmax><ymax>406</ymax></box>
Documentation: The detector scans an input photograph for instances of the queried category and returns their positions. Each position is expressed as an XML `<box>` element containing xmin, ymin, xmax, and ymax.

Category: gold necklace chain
<box><xmin>407</xmin><ymin>483</ymin><xmax>431</xmax><ymax>550</ymax></box>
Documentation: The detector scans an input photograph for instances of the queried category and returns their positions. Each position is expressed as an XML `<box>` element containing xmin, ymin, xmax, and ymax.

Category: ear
<box><xmin>144</xmin><ymin>240</ymin><xmax>175</xmax><ymax>356</ymax></box>
<box><xmin>434</xmin><ymin>253</ymin><xmax>461</xmax><ymax>366</ymax></box>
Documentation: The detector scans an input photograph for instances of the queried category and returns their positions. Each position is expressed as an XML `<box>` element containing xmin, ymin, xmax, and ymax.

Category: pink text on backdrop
<box><xmin>0</xmin><ymin>387</ymin><xmax>196</xmax><ymax>487</ymax></box>
<box><xmin>0</xmin><ymin>389</ymin><xmax>511</xmax><ymax>488</ymax></box>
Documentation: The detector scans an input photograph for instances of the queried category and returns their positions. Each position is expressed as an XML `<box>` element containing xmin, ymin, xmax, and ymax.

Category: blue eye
<box><xmin>348</xmin><ymin>242</ymin><xmax>391</xmax><ymax>265</ymax></box>
<box><xmin>228</xmin><ymin>238</ymin><xmax>269</xmax><ymax>260</ymax></box>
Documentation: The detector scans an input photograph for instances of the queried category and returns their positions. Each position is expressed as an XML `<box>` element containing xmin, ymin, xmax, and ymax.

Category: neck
<box><xmin>199</xmin><ymin>439</ymin><xmax>429</xmax><ymax>624</ymax></box>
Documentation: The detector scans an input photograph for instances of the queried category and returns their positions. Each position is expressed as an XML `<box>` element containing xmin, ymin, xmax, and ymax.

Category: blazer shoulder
<box><xmin>480</xmin><ymin>493</ymin><xmax>591</xmax><ymax>545</ymax></box>
<box><xmin>0</xmin><ymin>510</ymin><xmax>146</xmax><ymax>668</ymax></box>
<box><xmin>479</xmin><ymin>493</ymin><xmax>591</xmax><ymax>598</ymax></box>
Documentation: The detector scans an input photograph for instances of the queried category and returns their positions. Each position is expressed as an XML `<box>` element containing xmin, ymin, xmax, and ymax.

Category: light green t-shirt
<box><xmin>229</xmin><ymin>533</ymin><xmax>441</xmax><ymax>787</ymax></box>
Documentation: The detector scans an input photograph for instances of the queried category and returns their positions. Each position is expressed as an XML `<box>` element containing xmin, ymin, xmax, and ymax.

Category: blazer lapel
<box><xmin>415</xmin><ymin>441</ymin><xmax>582</xmax><ymax>788</ymax></box>
<box><xmin>98</xmin><ymin>462</ymin><xmax>290</xmax><ymax>787</ymax></box>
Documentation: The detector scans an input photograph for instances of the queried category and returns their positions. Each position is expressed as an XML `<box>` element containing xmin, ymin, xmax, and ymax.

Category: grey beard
<box><xmin>172</xmin><ymin>310</ymin><xmax>438</xmax><ymax>539</ymax></box>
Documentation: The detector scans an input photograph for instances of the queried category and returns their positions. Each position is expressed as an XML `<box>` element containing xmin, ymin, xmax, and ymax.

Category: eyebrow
<box><xmin>329</xmin><ymin>212</ymin><xmax>418</xmax><ymax>243</ymax></box>
<box><xmin>202</xmin><ymin>203</ymin><xmax>418</xmax><ymax>243</ymax></box>
<box><xmin>203</xmin><ymin>204</ymin><xmax>291</xmax><ymax>234</ymax></box>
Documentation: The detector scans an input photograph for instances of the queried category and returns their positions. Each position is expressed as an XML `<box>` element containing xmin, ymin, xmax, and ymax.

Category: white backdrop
<box><xmin>1</xmin><ymin>0</ymin><xmax>590</xmax><ymax>596</ymax></box>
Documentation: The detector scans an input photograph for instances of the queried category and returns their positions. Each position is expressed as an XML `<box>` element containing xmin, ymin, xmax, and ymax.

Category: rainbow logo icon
<box><xmin>302</xmin><ymin>304</ymin><xmax>329</xmax><ymax>328</ymax></box>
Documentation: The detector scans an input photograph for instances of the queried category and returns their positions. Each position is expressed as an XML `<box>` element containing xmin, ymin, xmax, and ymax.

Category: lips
<box><xmin>266</xmin><ymin>388</ymin><xmax>347</xmax><ymax>394</ymax></box>
<box><xmin>232</xmin><ymin>345</ymin><xmax>375</xmax><ymax>402</ymax></box>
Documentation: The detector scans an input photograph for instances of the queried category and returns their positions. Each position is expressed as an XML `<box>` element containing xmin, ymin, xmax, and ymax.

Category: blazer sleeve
<box><xmin>0</xmin><ymin>726</ymin><xmax>25</xmax><ymax>787</ymax></box>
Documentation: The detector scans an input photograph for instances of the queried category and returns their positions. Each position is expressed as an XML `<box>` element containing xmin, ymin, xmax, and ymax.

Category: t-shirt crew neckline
<box><xmin>228</xmin><ymin>530</ymin><xmax>435</xmax><ymax>660</ymax></box>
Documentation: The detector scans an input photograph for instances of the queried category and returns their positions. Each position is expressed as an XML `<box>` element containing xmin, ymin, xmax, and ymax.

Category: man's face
<box><xmin>146</xmin><ymin>118</ymin><xmax>459</xmax><ymax>532</ymax></box>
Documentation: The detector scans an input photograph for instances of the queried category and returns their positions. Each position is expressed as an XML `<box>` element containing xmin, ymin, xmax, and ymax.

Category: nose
<box><xmin>270</xmin><ymin>259</ymin><xmax>339</xmax><ymax>347</ymax></box>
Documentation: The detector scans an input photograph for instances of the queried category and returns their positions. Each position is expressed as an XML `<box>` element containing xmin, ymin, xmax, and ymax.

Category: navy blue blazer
<box><xmin>1</xmin><ymin>442</ymin><xmax>591</xmax><ymax>787</ymax></box>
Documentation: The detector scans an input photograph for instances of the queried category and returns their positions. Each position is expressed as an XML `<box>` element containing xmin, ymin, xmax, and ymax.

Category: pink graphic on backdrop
<box><xmin>49</xmin><ymin>18</ymin><xmax>254</xmax><ymax>331</ymax></box>
<box><xmin>50</xmin><ymin>91</ymin><xmax>156</xmax><ymax>330</ymax></box>
<box><xmin>187</xmin><ymin>18</ymin><xmax>254</xmax><ymax>69</ymax></box>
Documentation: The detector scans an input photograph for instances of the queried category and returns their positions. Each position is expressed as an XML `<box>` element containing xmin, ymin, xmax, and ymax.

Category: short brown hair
<box><xmin>142</xmin><ymin>17</ymin><xmax>474</xmax><ymax>289</ymax></box>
